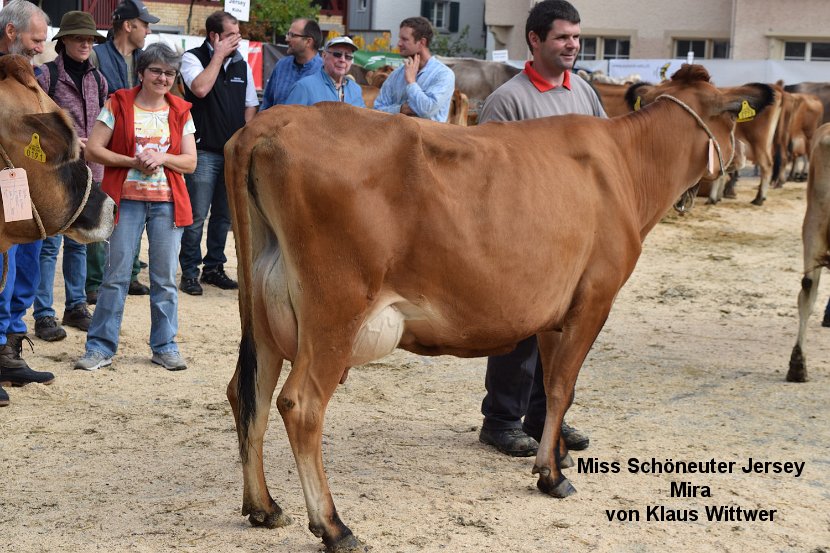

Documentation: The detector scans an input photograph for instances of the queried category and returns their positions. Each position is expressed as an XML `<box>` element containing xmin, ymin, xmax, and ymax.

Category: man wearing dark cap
<box><xmin>87</xmin><ymin>0</ymin><xmax>159</xmax><ymax>303</ymax></box>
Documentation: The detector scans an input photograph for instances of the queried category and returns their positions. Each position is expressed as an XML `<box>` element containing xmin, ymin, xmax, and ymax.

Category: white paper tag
<box><xmin>0</xmin><ymin>168</ymin><xmax>33</xmax><ymax>222</ymax></box>
<box><xmin>707</xmin><ymin>139</ymin><xmax>717</xmax><ymax>175</ymax></box>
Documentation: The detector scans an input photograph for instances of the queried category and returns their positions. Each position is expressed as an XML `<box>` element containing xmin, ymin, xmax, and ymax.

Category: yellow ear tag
<box><xmin>634</xmin><ymin>96</ymin><xmax>642</xmax><ymax>111</ymax></box>
<box><xmin>737</xmin><ymin>100</ymin><xmax>756</xmax><ymax>123</ymax></box>
<box><xmin>24</xmin><ymin>133</ymin><xmax>46</xmax><ymax>163</ymax></box>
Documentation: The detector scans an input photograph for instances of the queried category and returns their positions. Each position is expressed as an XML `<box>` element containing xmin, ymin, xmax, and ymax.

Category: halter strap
<box><xmin>654</xmin><ymin>93</ymin><xmax>736</xmax><ymax>177</ymax></box>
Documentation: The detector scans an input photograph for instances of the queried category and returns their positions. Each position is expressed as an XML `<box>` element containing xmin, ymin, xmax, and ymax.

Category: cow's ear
<box><xmin>721</xmin><ymin>83</ymin><xmax>775</xmax><ymax>122</ymax></box>
<box><xmin>625</xmin><ymin>82</ymin><xmax>654</xmax><ymax>110</ymax></box>
<box><xmin>20</xmin><ymin>112</ymin><xmax>79</xmax><ymax>164</ymax></box>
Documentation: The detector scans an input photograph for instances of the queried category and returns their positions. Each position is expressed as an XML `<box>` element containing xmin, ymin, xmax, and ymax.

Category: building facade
<box><xmin>485</xmin><ymin>0</ymin><xmax>830</xmax><ymax>62</ymax></box>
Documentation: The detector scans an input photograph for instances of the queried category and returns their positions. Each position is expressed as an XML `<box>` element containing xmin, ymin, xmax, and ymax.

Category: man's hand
<box><xmin>403</xmin><ymin>54</ymin><xmax>420</xmax><ymax>84</ymax></box>
<box><xmin>213</xmin><ymin>32</ymin><xmax>241</xmax><ymax>60</ymax></box>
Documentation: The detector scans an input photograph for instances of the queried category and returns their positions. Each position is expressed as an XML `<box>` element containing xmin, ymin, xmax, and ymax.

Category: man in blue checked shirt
<box><xmin>260</xmin><ymin>18</ymin><xmax>323</xmax><ymax>110</ymax></box>
<box><xmin>374</xmin><ymin>16</ymin><xmax>455</xmax><ymax>122</ymax></box>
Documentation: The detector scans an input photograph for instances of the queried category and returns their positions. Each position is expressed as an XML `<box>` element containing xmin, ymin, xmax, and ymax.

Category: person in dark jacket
<box><xmin>33</xmin><ymin>11</ymin><xmax>108</xmax><ymax>343</ymax></box>
<box><xmin>88</xmin><ymin>0</ymin><xmax>160</xmax><ymax>302</ymax></box>
<box><xmin>178</xmin><ymin>11</ymin><xmax>258</xmax><ymax>296</ymax></box>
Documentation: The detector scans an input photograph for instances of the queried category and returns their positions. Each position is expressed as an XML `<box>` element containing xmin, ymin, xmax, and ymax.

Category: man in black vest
<box><xmin>179</xmin><ymin>11</ymin><xmax>258</xmax><ymax>295</ymax></box>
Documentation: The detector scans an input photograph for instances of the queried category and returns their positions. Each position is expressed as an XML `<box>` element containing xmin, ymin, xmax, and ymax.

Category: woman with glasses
<box><xmin>285</xmin><ymin>36</ymin><xmax>365</xmax><ymax>108</ymax></box>
<box><xmin>75</xmin><ymin>42</ymin><xmax>197</xmax><ymax>372</ymax></box>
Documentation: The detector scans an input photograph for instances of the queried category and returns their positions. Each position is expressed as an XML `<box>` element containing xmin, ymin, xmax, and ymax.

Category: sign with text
<box><xmin>492</xmin><ymin>49</ymin><xmax>509</xmax><ymax>62</ymax></box>
<box><xmin>225</xmin><ymin>0</ymin><xmax>250</xmax><ymax>22</ymax></box>
<box><xmin>0</xmin><ymin>168</ymin><xmax>33</xmax><ymax>222</ymax></box>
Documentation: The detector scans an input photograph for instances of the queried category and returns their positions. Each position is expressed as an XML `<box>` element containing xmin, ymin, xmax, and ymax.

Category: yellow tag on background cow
<box><xmin>24</xmin><ymin>133</ymin><xmax>46</xmax><ymax>163</ymax></box>
<box><xmin>707</xmin><ymin>138</ymin><xmax>717</xmax><ymax>175</ymax></box>
<box><xmin>737</xmin><ymin>100</ymin><xmax>756</xmax><ymax>122</ymax></box>
<box><xmin>0</xmin><ymin>168</ymin><xmax>33</xmax><ymax>222</ymax></box>
<box><xmin>634</xmin><ymin>96</ymin><xmax>642</xmax><ymax>111</ymax></box>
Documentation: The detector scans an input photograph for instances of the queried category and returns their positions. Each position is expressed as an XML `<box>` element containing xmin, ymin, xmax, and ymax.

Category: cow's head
<box><xmin>0</xmin><ymin>55</ymin><xmax>115</xmax><ymax>251</ymax></box>
<box><xmin>625</xmin><ymin>64</ymin><xmax>774</xmax><ymax>206</ymax></box>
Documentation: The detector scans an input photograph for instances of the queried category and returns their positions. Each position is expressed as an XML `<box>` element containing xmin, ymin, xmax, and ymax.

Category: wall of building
<box><xmin>485</xmin><ymin>0</ymin><xmax>830</xmax><ymax>61</ymax></box>
<box><xmin>146</xmin><ymin>2</ymin><xmax>220</xmax><ymax>35</ymax></box>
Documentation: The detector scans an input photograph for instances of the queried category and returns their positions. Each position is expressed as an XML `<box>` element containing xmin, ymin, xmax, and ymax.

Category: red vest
<box><xmin>101</xmin><ymin>86</ymin><xmax>194</xmax><ymax>227</ymax></box>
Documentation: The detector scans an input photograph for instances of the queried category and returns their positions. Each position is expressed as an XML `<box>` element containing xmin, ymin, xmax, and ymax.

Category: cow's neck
<box><xmin>622</xmin><ymin>101</ymin><xmax>722</xmax><ymax>238</ymax></box>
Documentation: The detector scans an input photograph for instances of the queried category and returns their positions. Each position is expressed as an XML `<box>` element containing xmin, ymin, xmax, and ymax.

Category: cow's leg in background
<box><xmin>533</xmin><ymin>287</ymin><xmax>616</xmax><ymax>497</ymax></box>
<box><xmin>227</xmin><ymin>335</ymin><xmax>291</xmax><ymax>528</ymax></box>
<box><xmin>751</xmin><ymin>148</ymin><xmax>777</xmax><ymax>205</ymax></box>
<box><xmin>788</xmin><ymin>126</ymin><xmax>830</xmax><ymax>382</ymax></box>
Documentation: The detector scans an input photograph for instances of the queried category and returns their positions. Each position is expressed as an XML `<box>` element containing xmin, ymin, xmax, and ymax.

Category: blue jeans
<box><xmin>34</xmin><ymin>234</ymin><xmax>87</xmax><ymax>319</ymax></box>
<box><xmin>85</xmin><ymin>200</ymin><xmax>183</xmax><ymax>357</ymax></box>
<box><xmin>0</xmin><ymin>241</ymin><xmax>42</xmax><ymax>345</ymax></box>
<box><xmin>179</xmin><ymin>149</ymin><xmax>231</xmax><ymax>279</ymax></box>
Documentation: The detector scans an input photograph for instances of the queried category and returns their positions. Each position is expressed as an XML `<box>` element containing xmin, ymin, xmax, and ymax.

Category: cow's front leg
<box><xmin>278</xmin><ymin>352</ymin><xmax>365</xmax><ymax>553</ymax></box>
<box><xmin>533</xmin><ymin>294</ymin><xmax>615</xmax><ymax>497</ymax></box>
<box><xmin>228</xmin><ymin>332</ymin><xmax>291</xmax><ymax>528</ymax></box>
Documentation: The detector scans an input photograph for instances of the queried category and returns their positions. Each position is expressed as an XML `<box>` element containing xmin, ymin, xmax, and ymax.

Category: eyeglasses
<box><xmin>327</xmin><ymin>50</ymin><xmax>354</xmax><ymax>61</ymax></box>
<box><xmin>286</xmin><ymin>31</ymin><xmax>310</xmax><ymax>39</ymax></box>
<box><xmin>146</xmin><ymin>67</ymin><xmax>178</xmax><ymax>79</ymax></box>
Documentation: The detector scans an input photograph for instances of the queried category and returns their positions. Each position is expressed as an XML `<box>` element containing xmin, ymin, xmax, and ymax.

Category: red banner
<box><xmin>247</xmin><ymin>41</ymin><xmax>263</xmax><ymax>90</ymax></box>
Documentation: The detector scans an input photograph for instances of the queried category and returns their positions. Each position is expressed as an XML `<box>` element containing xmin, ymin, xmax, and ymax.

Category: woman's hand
<box><xmin>135</xmin><ymin>149</ymin><xmax>165</xmax><ymax>175</ymax></box>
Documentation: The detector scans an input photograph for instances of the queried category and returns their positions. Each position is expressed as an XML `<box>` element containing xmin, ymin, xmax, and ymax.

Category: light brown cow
<box><xmin>224</xmin><ymin>65</ymin><xmax>773</xmax><ymax>552</ymax></box>
<box><xmin>788</xmin><ymin>122</ymin><xmax>830</xmax><ymax>382</ymax></box>
<box><xmin>0</xmin><ymin>55</ymin><xmax>114</xmax><ymax>251</ymax></box>
<box><xmin>782</xmin><ymin>93</ymin><xmax>824</xmax><ymax>183</ymax></box>
<box><xmin>629</xmin><ymin>80</ymin><xmax>782</xmax><ymax>205</ymax></box>
<box><xmin>592</xmin><ymin>81</ymin><xmax>633</xmax><ymax>117</ymax></box>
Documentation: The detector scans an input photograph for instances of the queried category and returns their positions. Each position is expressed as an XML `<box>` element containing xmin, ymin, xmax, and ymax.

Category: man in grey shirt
<box><xmin>478</xmin><ymin>0</ymin><xmax>606</xmax><ymax>457</ymax></box>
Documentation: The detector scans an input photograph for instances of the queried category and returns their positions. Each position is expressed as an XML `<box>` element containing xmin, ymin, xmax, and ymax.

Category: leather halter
<box><xmin>0</xmin><ymin>128</ymin><xmax>93</xmax><ymax>291</ymax></box>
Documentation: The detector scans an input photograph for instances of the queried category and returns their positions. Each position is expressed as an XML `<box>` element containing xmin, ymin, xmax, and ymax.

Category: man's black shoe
<box><xmin>479</xmin><ymin>427</ymin><xmax>538</xmax><ymax>457</ymax></box>
<box><xmin>86</xmin><ymin>289</ymin><xmax>98</xmax><ymax>305</ymax></box>
<box><xmin>34</xmin><ymin>316</ymin><xmax>67</xmax><ymax>342</ymax></box>
<box><xmin>523</xmin><ymin>420</ymin><xmax>591</xmax><ymax>451</ymax></box>
<box><xmin>128</xmin><ymin>279</ymin><xmax>150</xmax><ymax>295</ymax></box>
<box><xmin>560</xmin><ymin>421</ymin><xmax>590</xmax><ymax>451</ymax></box>
<box><xmin>200</xmin><ymin>267</ymin><xmax>238</xmax><ymax>290</ymax></box>
<box><xmin>0</xmin><ymin>365</ymin><xmax>56</xmax><ymax>386</ymax></box>
<box><xmin>63</xmin><ymin>304</ymin><xmax>93</xmax><ymax>332</ymax></box>
<box><xmin>823</xmin><ymin>312</ymin><xmax>830</xmax><ymax>328</ymax></box>
<box><xmin>180</xmin><ymin>277</ymin><xmax>203</xmax><ymax>296</ymax></box>
<box><xmin>0</xmin><ymin>384</ymin><xmax>9</xmax><ymax>406</ymax></box>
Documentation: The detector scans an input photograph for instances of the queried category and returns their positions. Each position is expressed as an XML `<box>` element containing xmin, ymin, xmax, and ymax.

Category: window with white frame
<box><xmin>577</xmin><ymin>36</ymin><xmax>629</xmax><ymax>60</ymax></box>
<box><xmin>421</xmin><ymin>1</ymin><xmax>460</xmax><ymax>33</ymax></box>
<box><xmin>675</xmin><ymin>39</ymin><xmax>731</xmax><ymax>59</ymax></box>
<box><xmin>785</xmin><ymin>41</ymin><xmax>830</xmax><ymax>61</ymax></box>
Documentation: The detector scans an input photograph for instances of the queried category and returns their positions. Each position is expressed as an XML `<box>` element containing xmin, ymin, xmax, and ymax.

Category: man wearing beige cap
<box><xmin>285</xmin><ymin>36</ymin><xmax>365</xmax><ymax>107</ymax></box>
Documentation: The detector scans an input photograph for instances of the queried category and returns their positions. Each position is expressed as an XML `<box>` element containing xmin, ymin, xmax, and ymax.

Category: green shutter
<box><xmin>449</xmin><ymin>2</ymin><xmax>460</xmax><ymax>33</ymax></box>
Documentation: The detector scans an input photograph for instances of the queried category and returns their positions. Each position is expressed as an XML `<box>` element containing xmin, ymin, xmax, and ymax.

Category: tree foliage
<box><xmin>430</xmin><ymin>26</ymin><xmax>486</xmax><ymax>59</ymax></box>
<box><xmin>239</xmin><ymin>0</ymin><xmax>320</xmax><ymax>43</ymax></box>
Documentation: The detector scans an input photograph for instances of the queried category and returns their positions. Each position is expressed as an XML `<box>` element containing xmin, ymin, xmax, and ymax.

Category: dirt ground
<box><xmin>2</xmin><ymin>177</ymin><xmax>829</xmax><ymax>553</ymax></box>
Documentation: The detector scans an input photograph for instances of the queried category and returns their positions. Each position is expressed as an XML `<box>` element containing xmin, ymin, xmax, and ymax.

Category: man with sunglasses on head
<box><xmin>178</xmin><ymin>11</ymin><xmax>258</xmax><ymax>296</ymax></box>
<box><xmin>285</xmin><ymin>36</ymin><xmax>365</xmax><ymax>107</ymax></box>
<box><xmin>260</xmin><ymin>18</ymin><xmax>323</xmax><ymax>110</ymax></box>
<box><xmin>374</xmin><ymin>16</ymin><xmax>454</xmax><ymax>122</ymax></box>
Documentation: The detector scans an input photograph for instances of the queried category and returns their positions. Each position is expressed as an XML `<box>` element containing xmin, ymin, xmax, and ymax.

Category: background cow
<box><xmin>0</xmin><ymin>55</ymin><xmax>114</xmax><ymax>251</ymax></box>
<box><xmin>225</xmin><ymin>65</ymin><xmax>772</xmax><ymax>552</ymax></box>
<box><xmin>788</xmin><ymin>122</ymin><xmax>830</xmax><ymax>382</ymax></box>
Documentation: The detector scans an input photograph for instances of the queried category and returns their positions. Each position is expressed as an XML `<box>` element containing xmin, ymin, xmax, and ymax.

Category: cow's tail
<box><xmin>225</xmin><ymin>131</ymin><xmax>258</xmax><ymax>459</ymax></box>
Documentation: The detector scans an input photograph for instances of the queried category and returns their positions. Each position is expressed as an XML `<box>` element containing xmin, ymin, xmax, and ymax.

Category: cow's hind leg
<box><xmin>228</xmin><ymin>330</ymin><xmax>292</xmax><ymax>528</ymax></box>
<box><xmin>278</xmin><ymin>349</ymin><xmax>365</xmax><ymax>552</ymax></box>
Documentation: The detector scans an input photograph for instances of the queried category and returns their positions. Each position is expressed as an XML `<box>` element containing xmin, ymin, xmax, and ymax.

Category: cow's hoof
<box><xmin>560</xmin><ymin>452</ymin><xmax>574</xmax><ymax>469</ymax></box>
<box><xmin>787</xmin><ymin>347</ymin><xmax>807</xmax><ymax>382</ymax></box>
<box><xmin>786</xmin><ymin>365</ymin><xmax>807</xmax><ymax>383</ymax></box>
<box><xmin>248</xmin><ymin>508</ymin><xmax>292</xmax><ymax>529</ymax></box>
<box><xmin>750</xmin><ymin>197</ymin><xmax>765</xmax><ymax>206</ymax></box>
<box><xmin>325</xmin><ymin>533</ymin><xmax>368</xmax><ymax>552</ymax></box>
<box><xmin>535</xmin><ymin>469</ymin><xmax>576</xmax><ymax>498</ymax></box>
